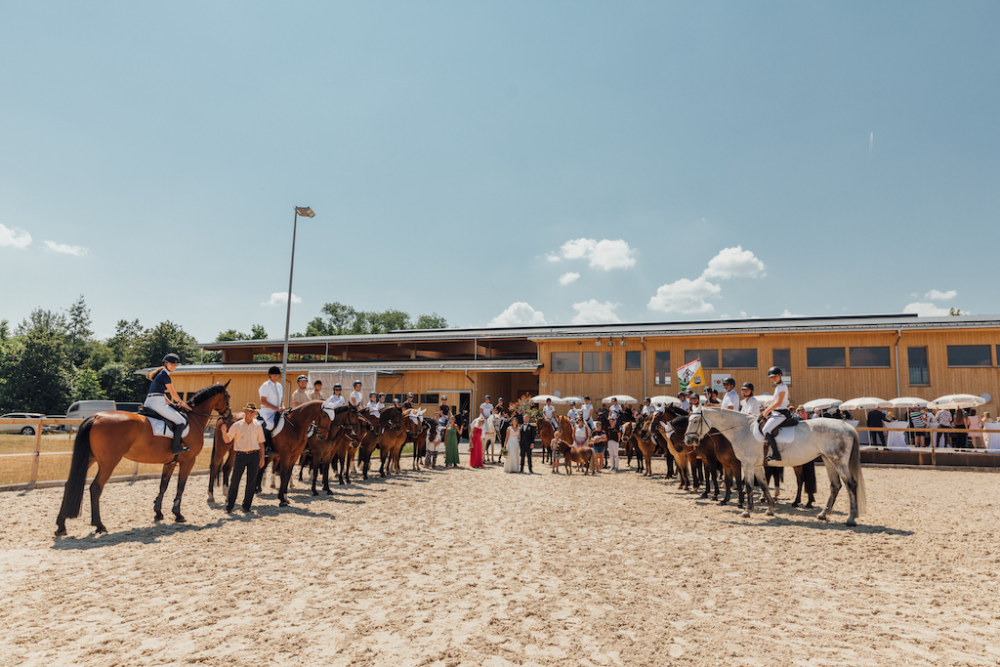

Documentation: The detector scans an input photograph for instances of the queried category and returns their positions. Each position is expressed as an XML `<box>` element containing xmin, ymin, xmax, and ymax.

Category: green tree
<box><xmin>84</xmin><ymin>341</ymin><xmax>114</xmax><ymax>372</ymax></box>
<box><xmin>15</xmin><ymin>308</ymin><xmax>66</xmax><ymax>336</ymax></box>
<box><xmin>0</xmin><ymin>326</ymin><xmax>74</xmax><ymax>414</ymax></box>
<box><xmin>108</xmin><ymin>319</ymin><xmax>144</xmax><ymax>364</ymax></box>
<box><xmin>949</xmin><ymin>308</ymin><xmax>964</xmax><ymax>316</ymax></box>
<box><xmin>250</xmin><ymin>324</ymin><xmax>268</xmax><ymax>339</ymax></box>
<box><xmin>216</xmin><ymin>329</ymin><xmax>248</xmax><ymax>342</ymax></box>
<box><xmin>72</xmin><ymin>368</ymin><xmax>107</xmax><ymax>402</ymax></box>
<box><xmin>65</xmin><ymin>295</ymin><xmax>94</xmax><ymax>367</ymax></box>
<box><xmin>139</xmin><ymin>321</ymin><xmax>199</xmax><ymax>368</ymax></box>
<box><xmin>98</xmin><ymin>362</ymin><xmax>146</xmax><ymax>403</ymax></box>
<box><xmin>414</xmin><ymin>313</ymin><xmax>447</xmax><ymax>329</ymax></box>
<box><xmin>0</xmin><ymin>319</ymin><xmax>9</xmax><ymax>341</ymax></box>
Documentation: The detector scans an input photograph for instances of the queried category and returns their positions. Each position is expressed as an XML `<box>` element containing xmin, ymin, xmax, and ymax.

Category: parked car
<box><xmin>116</xmin><ymin>402</ymin><xmax>142</xmax><ymax>413</ymax></box>
<box><xmin>0</xmin><ymin>413</ymin><xmax>45</xmax><ymax>436</ymax></box>
<box><xmin>66</xmin><ymin>400</ymin><xmax>117</xmax><ymax>422</ymax></box>
<box><xmin>43</xmin><ymin>415</ymin><xmax>71</xmax><ymax>433</ymax></box>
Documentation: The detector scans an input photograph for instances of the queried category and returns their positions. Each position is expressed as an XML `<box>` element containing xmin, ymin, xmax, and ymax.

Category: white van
<box><xmin>66</xmin><ymin>400</ymin><xmax>117</xmax><ymax>421</ymax></box>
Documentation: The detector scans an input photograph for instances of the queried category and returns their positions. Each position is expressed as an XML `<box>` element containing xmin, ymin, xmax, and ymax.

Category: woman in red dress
<box><xmin>469</xmin><ymin>417</ymin><xmax>485</xmax><ymax>468</ymax></box>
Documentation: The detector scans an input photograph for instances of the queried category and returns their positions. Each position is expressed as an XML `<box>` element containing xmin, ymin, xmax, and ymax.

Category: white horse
<box><xmin>685</xmin><ymin>407</ymin><xmax>866</xmax><ymax>525</ymax></box>
<box><xmin>482</xmin><ymin>413</ymin><xmax>500</xmax><ymax>463</ymax></box>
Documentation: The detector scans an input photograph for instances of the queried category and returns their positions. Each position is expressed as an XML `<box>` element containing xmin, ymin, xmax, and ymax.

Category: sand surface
<box><xmin>1</xmin><ymin>458</ymin><xmax>999</xmax><ymax>667</ymax></box>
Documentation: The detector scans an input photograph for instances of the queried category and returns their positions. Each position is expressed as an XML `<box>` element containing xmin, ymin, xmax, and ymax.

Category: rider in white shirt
<box><xmin>322</xmin><ymin>384</ymin><xmax>347</xmax><ymax>418</ymax></box>
<box><xmin>349</xmin><ymin>380</ymin><xmax>364</xmax><ymax>408</ymax></box>
<box><xmin>542</xmin><ymin>398</ymin><xmax>557</xmax><ymax>429</ymax></box>
<box><xmin>480</xmin><ymin>395</ymin><xmax>494</xmax><ymax>421</ymax></box>
<box><xmin>582</xmin><ymin>396</ymin><xmax>595</xmax><ymax>429</ymax></box>
<box><xmin>759</xmin><ymin>367</ymin><xmax>790</xmax><ymax>461</ymax></box>
<box><xmin>720</xmin><ymin>378</ymin><xmax>740</xmax><ymax>410</ymax></box>
<box><xmin>688</xmin><ymin>393</ymin><xmax>703</xmax><ymax>413</ymax></box>
<box><xmin>740</xmin><ymin>382</ymin><xmax>761</xmax><ymax>416</ymax></box>
<box><xmin>608</xmin><ymin>397</ymin><xmax>621</xmax><ymax>420</ymax></box>
<box><xmin>641</xmin><ymin>398</ymin><xmax>654</xmax><ymax>416</ymax></box>
<box><xmin>566</xmin><ymin>401</ymin><xmax>579</xmax><ymax>423</ymax></box>
<box><xmin>258</xmin><ymin>366</ymin><xmax>284</xmax><ymax>430</ymax></box>
<box><xmin>366</xmin><ymin>392</ymin><xmax>381</xmax><ymax>418</ymax></box>
<box><xmin>679</xmin><ymin>392</ymin><xmax>691</xmax><ymax>411</ymax></box>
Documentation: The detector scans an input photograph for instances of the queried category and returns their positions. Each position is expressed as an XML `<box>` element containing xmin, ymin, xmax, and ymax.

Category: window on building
<box><xmin>654</xmin><ymin>351</ymin><xmax>671</xmax><ymax>386</ymax></box>
<box><xmin>807</xmin><ymin>347</ymin><xmax>846</xmax><ymax>368</ymax></box>
<box><xmin>947</xmin><ymin>345</ymin><xmax>991</xmax><ymax>367</ymax></box>
<box><xmin>625</xmin><ymin>350</ymin><xmax>642</xmax><ymax>370</ymax></box>
<box><xmin>583</xmin><ymin>351</ymin><xmax>612</xmax><ymax>373</ymax></box>
<box><xmin>773</xmin><ymin>349</ymin><xmax>791</xmax><ymax>371</ymax></box>
<box><xmin>551</xmin><ymin>352</ymin><xmax>580</xmax><ymax>373</ymax></box>
<box><xmin>908</xmin><ymin>347</ymin><xmax>929</xmax><ymax>385</ymax></box>
<box><xmin>849</xmin><ymin>346</ymin><xmax>891</xmax><ymax>368</ymax></box>
<box><xmin>419</xmin><ymin>394</ymin><xmax>439</xmax><ymax>404</ymax></box>
<box><xmin>684</xmin><ymin>349</ymin><xmax>720</xmax><ymax>368</ymax></box>
<box><xmin>722</xmin><ymin>349</ymin><xmax>757</xmax><ymax>368</ymax></box>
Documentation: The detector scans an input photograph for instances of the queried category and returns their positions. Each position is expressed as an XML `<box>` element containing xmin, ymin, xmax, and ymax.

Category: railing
<box><xmin>857</xmin><ymin>426</ymin><xmax>999</xmax><ymax>466</ymax></box>
<box><xmin>0</xmin><ymin>418</ymin><xmax>213</xmax><ymax>492</ymax></box>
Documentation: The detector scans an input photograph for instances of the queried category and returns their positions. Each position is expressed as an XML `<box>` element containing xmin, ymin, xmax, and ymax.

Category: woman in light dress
<box><xmin>504</xmin><ymin>414</ymin><xmax>521</xmax><ymax>473</ymax></box>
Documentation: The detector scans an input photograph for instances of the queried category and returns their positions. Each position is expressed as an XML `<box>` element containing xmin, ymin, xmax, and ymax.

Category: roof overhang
<box><xmin>140</xmin><ymin>359</ymin><xmax>542</xmax><ymax>375</ymax></box>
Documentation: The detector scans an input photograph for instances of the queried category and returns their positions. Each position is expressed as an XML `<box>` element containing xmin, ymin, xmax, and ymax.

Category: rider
<box><xmin>349</xmin><ymin>380</ymin><xmax>364</xmax><ymax>408</ymax></box>
<box><xmin>641</xmin><ymin>397</ymin><xmax>654</xmax><ymax>416</ymax></box>
<box><xmin>258</xmin><ymin>366</ymin><xmax>284</xmax><ymax>456</ymax></box>
<box><xmin>720</xmin><ymin>378</ymin><xmax>740</xmax><ymax>410</ymax></box>
<box><xmin>480</xmin><ymin>395</ymin><xmax>494</xmax><ymax>422</ymax></box>
<box><xmin>322</xmin><ymin>384</ymin><xmax>348</xmax><ymax>440</ymax></box>
<box><xmin>740</xmin><ymin>382</ymin><xmax>761</xmax><ymax>416</ymax></box>
<box><xmin>366</xmin><ymin>392</ymin><xmax>381</xmax><ymax>418</ymax></box>
<box><xmin>291</xmin><ymin>375</ymin><xmax>311</xmax><ymax>408</ymax></box>
<box><xmin>760</xmin><ymin>367</ymin><xmax>790</xmax><ymax>461</ymax></box>
<box><xmin>144</xmin><ymin>353</ymin><xmax>191</xmax><ymax>456</ymax></box>
<box><xmin>678</xmin><ymin>392</ymin><xmax>690</xmax><ymax>411</ymax></box>
<box><xmin>608</xmin><ymin>397</ymin><xmax>621</xmax><ymax>421</ymax></box>
<box><xmin>566</xmin><ymin>400</ymin><xmax>579</xmax><ymax>423</ymax></box>
<box><xmin>688</xmin><ymin>392</ymin><xmax>702</xmax><ymax>413</ymax></box>
<box><xmin>403</xmin><ymin>392</ymin><xmax>415</xmax><ymax>410</ymax></box>
<box><xmin>542</xmin><ymin>397</ymin><xmax>558</xmax><ymax>430</ymax></box>
<box><xmin>582</xmin><ymin>396</ymin><xmax>595</xmax><ymax>429</ymax></box>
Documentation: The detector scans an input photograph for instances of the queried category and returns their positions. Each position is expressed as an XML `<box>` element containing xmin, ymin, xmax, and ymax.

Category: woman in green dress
<box><xmin>444</xmin><ymin>415</ymin><xmax>461</xmax><ymax>467</ymax></box>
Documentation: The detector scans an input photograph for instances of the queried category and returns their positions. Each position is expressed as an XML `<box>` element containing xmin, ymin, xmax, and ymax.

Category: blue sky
<box><xmin>2</xmin><ymin>2</ymin><xmax>997</xmax><ymax>340</ymax></box>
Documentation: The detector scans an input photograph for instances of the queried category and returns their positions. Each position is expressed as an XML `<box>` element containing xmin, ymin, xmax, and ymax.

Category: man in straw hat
<box><xmin>219</xmin><ymin>403</ymin><xmax>266</xmax><ymax>514</ymax></box>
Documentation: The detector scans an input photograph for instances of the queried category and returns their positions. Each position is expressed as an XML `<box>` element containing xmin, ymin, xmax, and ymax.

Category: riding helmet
<box><xmin>742</xmin><ymin>382</ymin><xmax>754</xmax><ymax>391</ymax></box>
<box><xmin>297</xmin><ymin>374</ymin><xmax>308</xmax><ymax>381</ymax></box>
<box><xmin>268</xmin><ymin>366</ymin><xmax>281</xmax><ymax>375</ymax></box>
<box><xmin>353</xmin><ymin>380</ymin><xmax>362</xmax><ymax>386</ymax></box>
<box><xmin>333</xmin><ymin>384</ymin><xmax>342</xmax><ymax>390</ymax></box>
<box><xmin>378</xmin><ymin>393</ymin><xmax>385</xmax><ymax>399</ymax></box>
<box><xmin>369</xmin><ymin>392</ymin><xmax>377</xmax><ymax>398</ymax></box>
<box><xmin>767</xmin><ymin>366</ymin><xmax>783</xmax><ymax>376</ymax></box>
<box><xmin>723</xmin><ymin>377</ymin><xmax>735</xmax><ymax>387</ymax></box>
<box><xmin>162</xmin><ymin>353</ymin><xmax>180</xmax><ymax>364</ymax></box>
<box><xmin>644</xmin><ymin>397</ymin><xmax>651</xmax><ymax>402</ymax></box>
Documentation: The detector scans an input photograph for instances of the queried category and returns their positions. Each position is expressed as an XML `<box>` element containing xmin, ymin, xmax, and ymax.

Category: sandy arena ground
<box><xmin>2</xmin><ymin>457</ymin><xmax>999</xmax><ymax>667</ymax></box>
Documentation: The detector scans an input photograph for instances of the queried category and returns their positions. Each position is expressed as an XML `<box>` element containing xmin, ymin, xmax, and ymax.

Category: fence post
<box><xmin>930</xmin><ymin>428</ymin><xmax>937</xmax><ymax>466</ymax></box>
<box><xmin>29</xmin><ymin>419</ymin><xmax>42</xmax><ymax>489</ymax></box>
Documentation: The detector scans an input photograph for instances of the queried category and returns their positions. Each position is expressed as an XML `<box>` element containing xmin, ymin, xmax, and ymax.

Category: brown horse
<box><xmin>622</xmin><ymin>419</ymin><xmax>659</xmax><ymax>478</ymax></box>
<box><xmin>538</xmin><ymin>418</ymin><xmax>557</xmax><ymax>464</ymax></box>
<box><xmin>208</xmin><ymin>409</ymin><xmax>238</xmax><ymax>504</ymax></box>
<box><xmin>56</xmin><ymin>381</ymin><xmax>231</xmax><ymax>535</ymax></box>
<box><xmin>305</xmin><ymin>406</ymin><xmax>359</xmax><ymax>494</ymax></box>
<box><xmin>264</xmin><ymin>400</ymin><xmax>330</xmax><ymax>506</ymax></box>
<box><xmin>377</xmin><ymin>407</ymin><xmax>408</xmax><ymax>476</ymax></box>
<box><xmin>554</xmin><ymin>415</ymin><xmax>594</xmax><ymax>475</ymax></box>
<box><xmin>354</xmin><ymin>416</ymin><xmax>383</xmax><ymax>479</ymax></box>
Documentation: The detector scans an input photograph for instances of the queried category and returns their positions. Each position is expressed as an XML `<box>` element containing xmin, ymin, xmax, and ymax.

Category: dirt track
<box><xmin>2</xmin><ymin>460</ymin><xmax>999</xmax><ymax>666</ymax></box>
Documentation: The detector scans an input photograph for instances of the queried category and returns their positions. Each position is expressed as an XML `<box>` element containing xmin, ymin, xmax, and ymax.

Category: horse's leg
<box><xmin>792</xmin><ymin>465</ymin><xmax>804</xmax><ymax>507</ymax></box>
<box><xmin>720</xmin><ymin>471</ymin><xmax>732</xmax><ymax>505</ymax></box>
<box><xmin>831</xmin><ymin>458</ymin><xmax>860</xmax><ymax>526</ymax></box>
<box><xmin>322</xmin><ymin>460</ymin><xmax>333</xmax><ymax>495</ymax></box>
<box><xmin>344</xmin><ymin>449</ymin><xmax>354</xmax><ymax>484</ymax></box>
<box><xmin>222</xmin><ymin>449</ymin><xmax>233</xmax><ymax>491</ymax></box>
<box><xmin>87</xmin><ymin>463</ymin><xmax>114</xmax><ymax>534</ymax></box>
<box><xmin>172</xmin><ymin>458</ymin><xmax>196</xmax><ymax>523</ymax></box>
<box><xmin>666</xmin><ymin>447</ymin><xmax>675</xmax><ymax>478</ymax></box>
<box><xmin>311</xmin><ymin>462</ymin><xmax>320</xmax><ymax>496</ymax></box>
<box><xmin>756</xmin><ymin>467</ymin><xmax>777</xmax><ymax>517</ymax></box>
<box><xmin>208</xmin><ymin>450</ymin><xmax>219</xmax><ymax>504</ymax></box>
<box><xmin>644</xmin><ymin>451</ymin><xmax>652</xmax><ymax>477</ymax></box>
<box><xmin>740</xmin><ymin>460</ymin><xmax>755</xmax><ymax>518</ymax></box>
<box><xmin>278</xmin><ymin>461</ymin><xmax>293</xmax><ymax>507</ymax></box>
<box><xmin>818</xmin><ymin>456</ymin><xmax>841</xmax><ymax>522</ymax></box>
<box><xmin>153</xmin><ymin>463</ymin><xmax>176</xmax><ymax>521</ymax></box>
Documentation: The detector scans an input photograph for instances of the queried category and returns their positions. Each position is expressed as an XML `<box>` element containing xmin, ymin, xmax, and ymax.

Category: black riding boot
<box><xmin>170</xmin><ymin>425</ymin><xmax>189</xmax><ymax>457</ymax></box>
<box><xmin>263</xmin><ymin>428</ymin><xmax>276</xmax><ymax>457</ymax></box>
<box><xmin>765</xmin><ymin>432</ymin><xmax>781</xmax><ymax>462</ymax></box>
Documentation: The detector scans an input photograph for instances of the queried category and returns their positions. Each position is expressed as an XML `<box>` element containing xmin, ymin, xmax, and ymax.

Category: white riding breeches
<box><xmin>762</xmin><ymin>413</ymin><xmax>785</xmax><ymax>436</ymax></box>
<box><xmin>259</xmin><ymin>408</ymin><xmax>281</xmax><ymax>430</ymax></box>
<box><xmin>144</xmin><ymin>395</ymin><xmax>186</xmax><ymax>426</ymax></box>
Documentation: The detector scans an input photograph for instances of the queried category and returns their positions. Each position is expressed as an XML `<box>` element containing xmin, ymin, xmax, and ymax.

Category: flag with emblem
<box><xmin>676</xmin><ymin>359</ymin><xmax>706</xmax><ymax>393</ymax></box>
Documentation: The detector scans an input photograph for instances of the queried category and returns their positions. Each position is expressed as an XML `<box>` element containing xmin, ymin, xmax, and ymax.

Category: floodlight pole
<box><xmin>279</xmin><ymin>208</ymin><xmax>299</xmax><ymax>398</ymax></box>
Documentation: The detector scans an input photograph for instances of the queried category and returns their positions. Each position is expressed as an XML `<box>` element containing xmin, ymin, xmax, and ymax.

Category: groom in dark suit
<box><xmin>519</xmin><ymin>417</ymin><xmax>536</xmax><ymax>473</ymax></box>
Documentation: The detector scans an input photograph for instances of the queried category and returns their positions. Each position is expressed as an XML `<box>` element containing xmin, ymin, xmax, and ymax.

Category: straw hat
<box><xmin>244</xmin><ymin>402</ymin><xmax>259</xmax><ymax>412</ymax></box>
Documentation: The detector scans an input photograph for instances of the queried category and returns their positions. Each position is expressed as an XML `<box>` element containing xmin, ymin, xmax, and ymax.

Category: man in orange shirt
<box><xmin>219</xmin><ymin>403</ymin><xmax>266</xmax><ymax>514</ymax></box>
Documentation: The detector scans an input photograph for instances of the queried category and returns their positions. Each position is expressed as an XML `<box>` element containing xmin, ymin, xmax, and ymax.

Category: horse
<box><xmin>663</xmin><ymin>412</ymin><xmax>744</xmax><ymax>506</ymax></box>
<box><xmin>56</xmin><ymin>381</ymin><xmax>231</xmax><ymax>535</ymax></box>
<box><xmin>377</xmin><ymin>406</ymin><xmax>408</xmax><ymax>476</ymax></box>
<box><xmin>208</xmin><ymin>408</ymin><xmax>236</xmax><ymax>504</ymax></box>
<box><xmin>261</xmin><ymin>400</ymin><xmax>331</xmax><ymax>507</ymax></box>
<box><xmin>537</xmin><ymin>417</ymin><xmax>557</xmax><ymax>465</ymax></box>
<box><xmin>685</xmin><ymin>407</ymin><xmax>867</xmax><ymax>525</ymax></box>
<box><xmin>353</xmin><ymin>416</ymin><xmax>383</xmax><ymax>480</ymax></box>
<box><xmin>304</xmin><ymin>406</ymin><xmax>360</xmax><ymax>494</ymax></box>
<box><xmin>553</xmin><ymin>415</ymin><xmax>594</xmax><ymax>475</ymax></box>
<box><xmin>621</xmin><ymin>419</ymin><xmax>658</xmax><ymax>478</ymax></box>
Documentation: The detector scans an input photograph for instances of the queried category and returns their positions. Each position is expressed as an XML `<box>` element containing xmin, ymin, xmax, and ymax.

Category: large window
<box><xmin>908</xmin><ymin>347</ymin><xmax>929</xmax><ymax>385</ymax></box>
<box><xmin>947</xmin><ymin>345</ymin><xmax>991</xmax><ymax>367</ymax></box>
<box><xmin>551</xmin><ymin>352</ymin><xmax>579</xmax><ymax>373</ymax></box>
<box><xmin>583</xmin><ymin>351</ymin><xmax>612</xmax><ymax>373</ymax></box>
<box><xmin>773</xmin><ymin>349</ymin><xmax>791</xmax><ymax>370</ymax></box>
<box><xmin>684</xmin><ymin>349</ymin><xmax>720</xmax><ymax>368</ymax></box>
<box><xmin>807</xmin><ymin>347</ymin><xmax>846</xmax><ymax>368</ymax></box>
<box><xmin>849</xmin><ymin>346</ymin><xmax>891</xmax><ymax>368</ymax></box>
<box><xmin>654</xmin><ymin>351</ymin><xmax>671</xmax><ymax>386</ymax></box>
<box><xmin>722</xmin><ymin>349</ymin><xmax>757</xmax><ymax>368</ymax></box>
<box><xmin>625</xmin><ymin>350</ymin><xmax>642</xmax><ymax>370</ymax></box>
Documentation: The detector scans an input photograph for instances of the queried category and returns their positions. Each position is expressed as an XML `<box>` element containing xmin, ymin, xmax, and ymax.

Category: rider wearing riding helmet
<box><xmin>144</xmin><ymin>353</ymin><xmax>190</xmax><ymax>456</ymax></box>
<box><xmin>720</xmin><ymin>378</ymin><xmax>740</xmax><ymax>410</ymax></box>
<box><xmin>258</xmin><ymin>366</ymin><xmax>284</xmax><ymax>455</ymax></box>
<box><xmin>740</xmin><ymin>382</ymin><xmax>761</xmax><ymax>416</ymax></box>
<box><xmin>349</xmin><ymin>380</ymin><xmax>364</xmax><ymax>408</ymax></box>
<box><xmin>760</xmin><ymin>367</ymin><xmax>789</xmax><ymax>461</ymax></box>
<box><xmin>366</xmin><ymin>392</ymin><xmax>381</xmax><ymax>418</ymax></box>
<box><xmin>292</xmin><ymin>375</ymin><xmax>311</xmax><ymax>408</ymax></box>
<box><xmin>542</xmin><ymin>398</ymin><xmax>557</xmax><ymax>430</ymax></box>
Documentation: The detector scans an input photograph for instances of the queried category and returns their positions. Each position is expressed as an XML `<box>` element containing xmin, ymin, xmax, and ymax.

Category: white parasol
<box><xmin>561</xmin><ymin>396</ymin><xmax>584</xmax><ymax>405</ymax></box>
<box><xmin>529</xmin><ymin>394</ymin><xmax>564</xmax><ymax>404</ymax></box>
<box><xmin>887</xmin><ymin>397</ymin><xmax>930</xmax><ymax>409</ymax></box>
<box><xmin>756</xmin><ymin>393</ymin><xmax>774</xmax><ymax>406</ymax></box>
<box><xmin>649</xmin><ymin>395</ymin><xmax>682</xmax><ymax>406</ymax></box>
<box><xmin>602</xmin><ymin>394</ymin><xmax>638</xmax><ymax>404</ymax></box>
<box><xmin>930</xmin><ymin>394</ymin><xmax>987</xmax><ymax>409</ymax></box>
<box><xmin>840</xmin><ymin>397</ymin><xmax>892</xmax><ymax>411</ymax></box>
<box><xmin>803</xmin><ymin>398</ymin><xmax>843</xmax><ymax>412</ymax></box>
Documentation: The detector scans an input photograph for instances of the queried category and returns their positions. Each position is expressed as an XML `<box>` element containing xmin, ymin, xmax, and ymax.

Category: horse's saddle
<box><xmin>138</xmin><ymin>406</ymin><xmax>191</xmax><ymax>438</ymax></box>
<box><xmin>752</xmin><ymin>412</ymin><xmax>800</xmax><ymax>444</ymax></box>
<box><xmin>256</xmin><ymin>413</ymin><xmax>285</xmax><ymax>437</ymax></box>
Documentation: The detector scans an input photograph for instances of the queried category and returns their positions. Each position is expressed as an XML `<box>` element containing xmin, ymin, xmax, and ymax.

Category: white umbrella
<box><xmin>840</xmin><ymin>397</ymin><xmax>892</xmax><ymax>411</ymax></box>
<box><xmin>930</xmin><ymin>394</ymin><xmax>987</xmax><ymax>409</ymax></box>
<box><xmin>649</xmin><ymin>395</ymin><xmax>682</xmax><ymax>406</ymax></box>
<box><xmin>803</xmin><ymin>398</ymin><xmax>842</xmax><ymax>412</ymax></box>
<box><xmin>756</xmin><ymin>393</ymin><xmax>774</xmax><ymax>406</ymax></box>
<box><xmin>561</xmin><ymin>396</ymin><xmax>584</xmax><ymax>405</ymax></box>
<box><xmin>602</xmin><ymin>394</ymin><xmax>638</xmax><ymax>404</ymax></box>
<box><xmin>530</xmin><ymin>394</ymin><xmax>563</xmax><ymax>404</ymax></box>
<box><xmin>888</xmin><ymin>397</ymin><xmax>930</xmax><ymax>409</ymax></box>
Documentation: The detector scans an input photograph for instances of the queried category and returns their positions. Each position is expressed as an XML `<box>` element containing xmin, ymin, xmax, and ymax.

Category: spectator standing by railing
<box><xmin>968</xmin><ymin>409</ymin><xmax>983</xmax><ymax>448</ymax></box>
<box><xmin>953</xmin><ymin>408</ymin><xmax>969</xmax><ymax>449</ymax></box>
<box><xmin>935</xmin><ymin>407</ymin><xmax>953</xmax><ymax>447</ymax></box>
<box><xmin>867</xmin><ymin>407</ymin><xmax>888</xmax><ymax>447</ymax></box>
<box><xmin>909</xmin><ymin>407</ymin><xmax>928</xmax><ymax>448</ymax></box>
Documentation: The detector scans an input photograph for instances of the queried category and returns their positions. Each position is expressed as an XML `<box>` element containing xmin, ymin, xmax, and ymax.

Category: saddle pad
<box><xmin>145</xmin><ymin>416</ymin><xmax>191</xmax><ymax>439</ymax></box>
<box><xmin>752</xmin><ymin>421</ymin><xmax>796</xmax><ymax>444</ymax></box>
<box><xmin>256</xmin><ymin>415</ymin><xmax>285</xmax><ymax>437</ymax></box>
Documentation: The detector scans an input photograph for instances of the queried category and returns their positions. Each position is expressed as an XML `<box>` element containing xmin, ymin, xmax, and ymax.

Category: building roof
<box><xmin>195</xmin><ymin>313</ymin><xmax>1000</xmax><ymax>348</ymax></box>
<box><xmin>157</xmin><ymin>358</ymin><xmax>542</xmax><ymax>375</ymax></box>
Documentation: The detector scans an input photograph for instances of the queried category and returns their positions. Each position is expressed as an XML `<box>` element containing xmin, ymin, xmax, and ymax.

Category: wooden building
<box><xmin>170</xmin><ymin>314</ymin><xmax>1000</xmax><ymax>417</ymax></box>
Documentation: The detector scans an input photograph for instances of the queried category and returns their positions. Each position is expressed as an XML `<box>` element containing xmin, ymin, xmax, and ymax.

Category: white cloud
<box><xmin>781</xmin><ymin>309</ymin><xmax>804</xmax><ymax>318</ymax></box>
<box><xmin>904</xmin><ymin>302</ymin><xmax>950</xmax><ymax>317</ymax></box>
<box><xmin>571</xmin><ymin>299</ymin><xmax>622</xmax><ymax>325</ymax></box>
<box><xmin>548</xmin><ymin>238</ymin><xmax>636</xmax><ymax>271</ymax></box>
<box><xmin>43</xmin><ymin>240</ymin><xmax>88</xmax><ymax>256</ymax></box>
<box><xmin>559</xmin><ymin>272</ymin><xmax>580</xmax><ymax>286</ymax></box>
<box><xmin>489</xmin><ymin>302</ymin><xmax>546</xmax><ymax>327</ymax></box>
<box><xmin>702</xmin><ymin>246</ymin><xmax>766</xmax><ymax>280</ymax></box>
<box><xmin>647</xmin><ymin>277</ymin><xmax>721</xmax><ymax>314</ymax></box>
<box><xmin>924</xmin><ymin>289</ymin><xmax>957</xmax><ymax>301</ymax></box>
<box><xmin>261</xmin><ymin>292</ymin><xmax>302</xmax><ymax>307</ymax></box>
<box><xmin>0</xmin><ymin>223</ymin><xmax>32</xmax><ymax>249</ymax></box>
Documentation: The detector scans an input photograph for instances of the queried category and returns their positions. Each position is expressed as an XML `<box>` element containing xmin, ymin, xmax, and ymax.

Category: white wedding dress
<box><xmin>504</xmin><ymin>429</ymin><xmax>520</xmax><ymax>473</ymax></box>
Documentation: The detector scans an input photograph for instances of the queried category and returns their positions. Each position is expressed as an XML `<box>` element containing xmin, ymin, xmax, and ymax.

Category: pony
<box><xmin>685</xmin><ymin>407</ymin><xmax>866</xmax><ymax>525</ymax></box>
<box><xmin>537</xmin><ymin>416</ymin><xmax>558</xmax><ymax>465</ymax></box>
<box><xmin>56</xmin><ymin>381</ymin><xmax>231</xmax><ymax>535</ymax></box>
<box><xmin>553</xmin><ymin>415</ymin><xmax>594</xmax><ymax>475</ymax></box>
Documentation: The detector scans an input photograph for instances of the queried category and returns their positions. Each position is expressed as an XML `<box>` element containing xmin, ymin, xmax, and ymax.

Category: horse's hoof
<box><xmin>154</xmin><ymin>511</ymin><xmax>164</xmax><ymax>521</ymax></box>
<box><xmin>55</xmin><ymin>525</ymin><xmax>66</xmax><ymax>536</ymax></box>
<box><xmin>279</xmin><ymin>500</ymin><xmax>289</xmax><ymax>507</ymax></box>
<box><xmin>766</xmin><ymin>510</ymin><xmax>774</xmax><ymax>517</ymax></box>
<box><xmin>325</xmin><ymin>490</ymin><xmax>333</xmax><ymax>496</ymax></box>
<box><xmin>846</xmin><ymin>518</ymin><xmax>857</xmax><ymax>527</ymax></box>
<box><xmin>95</xmin><ymin>524</ymin><xmax>108</xmax><ymax>534</ymax></box>
<box><xmin>312</xmin><ymin>491</ymin><xmax>319</xmax><ymax>496</ymax></box>
<box><xmin>207</xmin><ymin>495</ymin><xmax>215</xmax><ymax>504</ymax></box>
<box><xmin>741</xmin><ymin>511</ymin><xmax>750</xmax><ymax>519</ymax></box>
<box><xmin>791</xmin><ymin>501</ymin><xmax>800</xmax><ymax>508</ymax></box>
<box><xmin>816</xmin><ymin>513</ymin><xmax>828</xmax><ymax>522</ymax></box>
<box><xmin>174</xmin><ymin>514</ymin><xmax>186</xmax><ymax>523</ymax></box>
<box><xmin>719</xmin><ymin>500</ymin><xmax>729</xmax><ymax>506</ymax></box>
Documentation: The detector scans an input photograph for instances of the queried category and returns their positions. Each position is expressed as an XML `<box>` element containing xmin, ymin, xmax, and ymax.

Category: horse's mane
<box><xmin>188</xmin><ymin>383</ymin><xmax>227</xmax><ymax>407</ymax></box>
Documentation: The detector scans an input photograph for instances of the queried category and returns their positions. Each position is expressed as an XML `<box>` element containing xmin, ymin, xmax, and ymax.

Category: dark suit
<box><xmin>867</xmin><ymin>409</ymin><xmax>886</xmax><ymax>446</ymax></box>
<box><xmin>519</xmin><ymin>423</ymin><xmax>536</xmax><ymax>472</ymax></box>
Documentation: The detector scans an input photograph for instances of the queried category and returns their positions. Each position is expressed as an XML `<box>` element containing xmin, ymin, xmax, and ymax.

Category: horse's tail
<box><xmin>59</xmin><ymin>416</ymin><xmax>95</xmax><ymax>520</ymax></box>
<box><xmin>850</xmin><ymin>430</ymin><xmax>867</xmax><ymax>516</ymax></box>
<box><xmin>802</xmin><ymin>458</ymin><xmax>817</xmax><ymax>494</ymax></box>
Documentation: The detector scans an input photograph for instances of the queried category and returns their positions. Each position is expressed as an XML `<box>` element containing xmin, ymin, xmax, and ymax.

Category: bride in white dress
<box><xmin>504</xmin><ymin>414</ymin><xmax>521</xmax><ymax>473</ymax></box>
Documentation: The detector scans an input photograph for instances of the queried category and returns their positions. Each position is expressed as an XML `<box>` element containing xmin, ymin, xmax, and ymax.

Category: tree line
<box><xmin>0</xmin><ymin>298</ymin><xmax>446</xmax><ymax>415</ymax></box>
